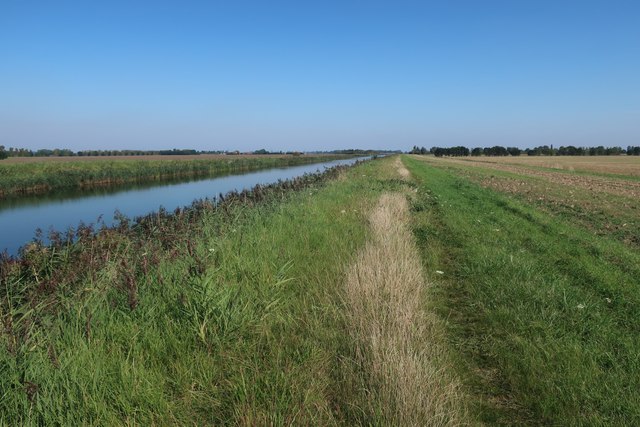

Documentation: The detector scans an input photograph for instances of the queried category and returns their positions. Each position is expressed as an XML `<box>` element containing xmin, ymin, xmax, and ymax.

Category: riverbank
<box><xmin>0</xmin><ymin>156</ymin><xmax>467</xmax><ymax>425</ymax></box>
<box><xmin>0</xmin><ymin>154</ymin><xmax>348</xmax><ymax>199</ymax></box>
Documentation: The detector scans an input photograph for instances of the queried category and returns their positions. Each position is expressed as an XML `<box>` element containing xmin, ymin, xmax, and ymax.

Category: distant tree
<box><xmin>0</xmin><ymin>145</ymin><xmax>7</xmax><ymax>160</ymax></box>
<box><xmin>627</xmin><ymin>146</ymin><xmax>640</xmax><ymax>156</ymax></box>
<box><xmin>557</xmin><ymin>146</ymin><xmax>585</xmax><ymax>156</ymax></box>
<box><xmin>471</xmin><ymin>147</ymin><xmax>483</xmax><ymax>156</ymax></box>
<box><xmin>605</xmin><ymin>146</ymin><xmax>623</xmax><ymax>155</ymax></box>
<box><xmin>507</xmin><ymin>147</ymin><xmax>521</xmax><ymax>156</ymax></box>
<box><xmin>429</xmin><ymin>146</ymin><xmax>470</xmax><ymax>157</ymax></box>
<box><xmin>484</xmin><ymin>146</ymin><xmax>508</xmax><ymax>156</ymax></box>
<box><xmin>526</xmin><ymin>145</ymin><xmax>555</xmax><ymax>156</ymax></box>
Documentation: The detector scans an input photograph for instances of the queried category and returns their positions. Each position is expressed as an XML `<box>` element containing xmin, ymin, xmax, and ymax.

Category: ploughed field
<box><xmin>1</xmin><ymin>155</ymin><xmax>639</xmax><ymax>425</ymax></box>
<box><xmin>452</xmin><ymin>154</ymin><xmax>640</xmax><ymax>177</ymax></box>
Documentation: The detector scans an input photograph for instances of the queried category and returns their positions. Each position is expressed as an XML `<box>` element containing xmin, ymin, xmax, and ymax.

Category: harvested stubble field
<box><xmin>455</xmin><ymin>154</ymin><xmax>640</xmax><ymax>177</ymax></box>
<box><xmin>418</xmin><ymin>155</ymin><xmax>640</xmax><ymax>248</ymax></box>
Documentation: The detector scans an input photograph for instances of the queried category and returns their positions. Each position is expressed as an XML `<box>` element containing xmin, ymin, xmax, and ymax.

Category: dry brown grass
<box><xmin>395</xmin><ymin>157</ymin><xmax>411</xmax><ymax>179</ymax></box>
<box><xmin>344</xmin><ymin>192</ymin><xmax>467</xmax><ymax>426</ymax></box>
<box><xmin>416</xmin><ymin>155</ymin><xmax>640</xmax><ymax>199</ymax></box>
<box><xmin>456</xmin><ymin>155</ymin><xmax>640</xmax><ymax>177</ymax></box>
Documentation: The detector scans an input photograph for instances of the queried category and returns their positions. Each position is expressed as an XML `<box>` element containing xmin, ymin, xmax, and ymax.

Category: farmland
<box><xmin>1</xmin><ymin>155</ymin><xmax>639</xmax><ymax>425</ymax></box>
<box><xmin>453</xmin><ymin>154</ymin><xmax>640</xmax><ymax>177</ymax></box>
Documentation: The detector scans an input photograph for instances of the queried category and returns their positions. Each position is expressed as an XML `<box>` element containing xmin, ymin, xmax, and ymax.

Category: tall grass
<box><xmin>0</xmin><ymin>155</ymin><xmax>346</xmax><ymax>198</ymax></box>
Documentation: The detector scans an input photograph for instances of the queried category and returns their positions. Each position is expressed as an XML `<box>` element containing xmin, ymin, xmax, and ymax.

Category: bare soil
<box><xmin>436</xmin><ymin>157</ymin><xmax>640</xmax><ymax>199</ymax></box>
<box><xmin>456</xmin><ymin>155</ymin><xmax>640</xmax><ymax>177</ymax></box>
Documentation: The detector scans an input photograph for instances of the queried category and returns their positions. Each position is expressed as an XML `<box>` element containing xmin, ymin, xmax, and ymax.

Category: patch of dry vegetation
<box><xmin>457</xmin><ymin>155</ymin><xmax>640</xmax><ymax>177</ymax></box>
<box><xmin>395</xmin><ymin>157</ymin><xmax>411</xmax><ymax>179</ymax></box>
<box><xmin>417</xmin><ymin>155</ymin><xmax>640</xmax><ymax>199</ymax></box>
<box><xmin>344</xmin><ymin>192</ymin><xmax>467</xmax><ymax>426</ymax></box>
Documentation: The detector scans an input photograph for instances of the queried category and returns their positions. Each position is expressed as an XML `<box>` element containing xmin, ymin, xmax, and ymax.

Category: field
<box><xmin>0</xmin><ymin>154</ymin><xmax>347</xmax><ymax>198</ymax></box>
<box><xmin>454</xmin><ymin>154</ymin><xmax>640</xmax><ymax>177</ymax></box>
<box><xmin>1</xmin><ymin>155</ymin><xmax>639</xmax><ymax>425</ymax></box>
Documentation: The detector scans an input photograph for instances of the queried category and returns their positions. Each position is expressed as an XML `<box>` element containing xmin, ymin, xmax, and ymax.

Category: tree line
<box><xmin>410</xmin><ymin>145</ymin><xmax>640</xmax><ymax>157</ymax></box>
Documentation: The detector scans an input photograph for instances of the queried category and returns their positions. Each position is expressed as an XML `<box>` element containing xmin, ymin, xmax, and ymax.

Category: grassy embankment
<box><xmin>404</xmin><ymin>155</ymin><xmax>640</xmax><ymax>425</ymax></box>
<box><xmin>0</xmin><ymin>156</ymin><xmax>464</xmax><ymax>425</ymax></box>
<box><xmin>0</xmin><ymin>155</ymin><xmax>346</xmax><ymax>199</ymax></box>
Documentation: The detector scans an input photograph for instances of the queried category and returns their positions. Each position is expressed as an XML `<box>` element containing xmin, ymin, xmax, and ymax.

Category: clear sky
<box><xmin>1</xmin><ymin>1</ymin><xmax>639</xmax><ymax>152</ymax></box>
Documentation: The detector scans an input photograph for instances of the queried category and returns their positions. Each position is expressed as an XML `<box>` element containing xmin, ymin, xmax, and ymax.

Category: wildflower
<box><xmin>209</xmin><ymin>248</ymin><xmax>215</xmax><ymax>252</ymax></box>
<box><xmin>577</xmin><ymin>304</ymin><xmax>585</xmax><ymax>309</ymax></box>
<box><xmin>340</xmin><ymin>210</ymin><xmax>346</xmax><ymax>214</ymax></box>
<box><xmin>435</xmin><ymin>270</ymin><xmax>444</xmax><ymax>275</ymax></box>
<box><xmin>605</xmin><ymin>298</ymin><xmax>612</xmax><ymax>304</ymax></box>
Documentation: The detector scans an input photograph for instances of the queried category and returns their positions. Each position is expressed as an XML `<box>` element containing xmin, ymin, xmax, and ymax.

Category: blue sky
<box><xmin>1</xmin><ymin>1</ymin><xmax>639</xmax><ymax>151</ymax></box>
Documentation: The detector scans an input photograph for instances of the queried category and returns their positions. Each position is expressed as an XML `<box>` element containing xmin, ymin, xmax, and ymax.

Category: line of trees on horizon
<box><xmin>410</xmin><ymin>145</ymin><xmax>640</xmax><ymax>157</ymax></box>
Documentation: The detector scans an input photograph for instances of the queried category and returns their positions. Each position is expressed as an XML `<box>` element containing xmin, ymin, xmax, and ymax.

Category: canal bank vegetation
<box><xmin>0</xmin><ymin>155</ymin><xmax>345</xmax><ymax>199</ymax></box>
<box><xmin>1</xmin><ymin>156</ymin><xmax>466</xmax><ymax>425</ymax></box>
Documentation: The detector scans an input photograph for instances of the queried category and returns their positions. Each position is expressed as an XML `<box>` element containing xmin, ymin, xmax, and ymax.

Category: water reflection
<box><xmin>0</xmin><ymin>157</ymin><xmax>366</xmax><ymax>255</ymax></box>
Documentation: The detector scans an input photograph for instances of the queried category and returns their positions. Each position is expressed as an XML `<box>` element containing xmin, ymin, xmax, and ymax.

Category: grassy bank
<box><xmin>403</xmin><ymin>155</ymin><xmax>640</xmax><ymax>424</ymax></box>
<box><xmin>3</xmin><ymin>156</ymin><xmax>463</xmax><ymax>425</ymax></box>
<box><xmin>0</xmin><ymin>155</ymin><xmax>347</xmax><ymax>199</ymax></box>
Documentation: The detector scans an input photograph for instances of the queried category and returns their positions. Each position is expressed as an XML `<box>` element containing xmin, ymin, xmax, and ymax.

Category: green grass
<box><xmin>0</xmin><ymin>155</ymin><xmax>346</xmax><ymax>199</ymax></box>
<box><xmin>0</xmin><ymin>158</ymin><xmax>401</xmax><ymax>425</ymax></box>
<box><xmin>404</xmin><ymin>155</ymin><xmax>640</xmax><ymax>425</ymax></box>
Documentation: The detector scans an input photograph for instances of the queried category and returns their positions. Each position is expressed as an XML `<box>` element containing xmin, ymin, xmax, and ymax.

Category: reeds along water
<box><xmin>0</xmin><ymin>161</ymin><xmax>364</xmax><ymax>353</ymax></box>
<box><xmin>0</xmin><ymin>155</ymin><xmax>345</xmax><ymax>198</ymax></box>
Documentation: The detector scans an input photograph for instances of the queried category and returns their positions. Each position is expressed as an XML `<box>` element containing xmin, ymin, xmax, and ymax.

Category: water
<box><xmin>0</xmin><ymin>157</ymin><xmax>367</xmax><ymax>255</ymax></box>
